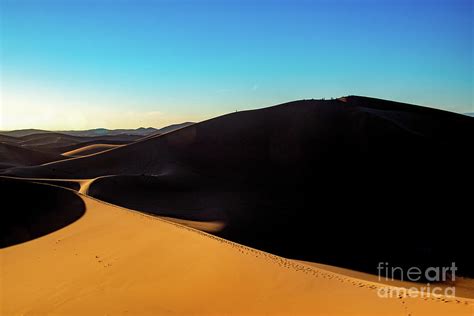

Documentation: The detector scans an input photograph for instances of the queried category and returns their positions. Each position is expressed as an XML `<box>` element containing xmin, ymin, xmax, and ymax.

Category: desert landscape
<box><xmin>2</xmin><ymin>0</ymin><xmax>472</xmax><ymax>314</ymax></box>
<box><xmin>1</xmin><ymin>96</ymin><xmax>473</xmax><ymax>315</ymax></box>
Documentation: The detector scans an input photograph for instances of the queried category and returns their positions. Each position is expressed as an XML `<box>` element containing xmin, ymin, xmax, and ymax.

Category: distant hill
<box><xmin>0</xmin><ymin>124</ymin><xmax>195</xmax><ymax>138</ymax></box>
<box><xmin>464</xmin><ymin>112</ymin><xmax>474</xmax><ymax>117</ymax></box>
<box><xmin>0</xmin><ymin>127</ymin><xmax>158</xmax><ymax>138</ymax></box>
<box><xmin>0</xmin><ymin>142</ymin><xmax>65</xmax><ymax>169</ymax></box>
<box><xmin>0</xmin><ymin>123</ymin><xmax>196</xmax><ymax>168</ymax></box>
<box><xmin>0</xmin><ymin>129</ymin><xmax>48</xmax><ymax>138</ymax></box>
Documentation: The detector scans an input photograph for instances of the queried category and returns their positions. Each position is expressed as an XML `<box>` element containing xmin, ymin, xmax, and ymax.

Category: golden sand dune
<box><xmin>1</xmin><ymin>180</ymin><xmax>472</xmax><ymax>315</ymax></box>
<box><xmin>62</xmin><ymin>143</ymin><xmax>123</xmax><ymax>157</ymax></box>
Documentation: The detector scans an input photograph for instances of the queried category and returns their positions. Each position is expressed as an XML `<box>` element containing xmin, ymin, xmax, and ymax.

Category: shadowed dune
<box><xmin>0</xmin><ymin>176</ymin><xmax>82</xmax><ymax>191</ymax></box>
<box><xmin>0</xmin><ymin>134</ymin><xmax>22</xmax><ymax>144</ymax></box>
<box><xmin>86</xmin><ymin>174</ymin><xmax>229</xmax><ymax>227</ymax></box>
<box><xmin>0</xmin><ymin>127</ymin><xmax>157</xmax><ymax>138</ymax></box>
<box><xmin>0</xmin><ymin>177</ymin><xmax>85</xmax><ymax>248</ymax></box>
<box><xmin>0</xmin><ymin>129</ymin><xmax>48</xmax><ymax>138</ymax></box>
<box><xmin>18</xmin><ymin>133</ymin><xmax>142</xmax><ymax>153</ymax></box>
<box><xmin>0</xmin><ymin>127</ymin><xmax>186</xmax><ymax>155</ymax></box>
<box><xmin>3</xmin><ymin>96</ymin><xmax>474</xmax><ymax>278</ymax></box>
<box><xmin>0</xmin><ymin>142</ymin><xmax>66</xmax><ymax>169</ymax></box>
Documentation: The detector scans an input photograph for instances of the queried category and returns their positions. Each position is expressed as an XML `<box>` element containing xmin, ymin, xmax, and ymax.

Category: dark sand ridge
<box><xmin>0</xmin><ymin>142</ymin><xmax>67</xmax><ymax>169</ymax></box>
<box><xmin>3</xmin><ymin>96</ymin><xmax>474</xmax><ymax>279</ymax></box>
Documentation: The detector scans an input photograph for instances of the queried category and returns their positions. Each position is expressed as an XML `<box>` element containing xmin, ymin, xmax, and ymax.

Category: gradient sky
<box><xmin>0</xmin><ymin>0</ymin><xmax>472</xmax><ymax>130</ymax></box>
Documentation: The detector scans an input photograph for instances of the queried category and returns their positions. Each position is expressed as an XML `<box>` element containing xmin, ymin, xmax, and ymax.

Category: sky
<box><xmin>0</xmin><ymin>0</ymin><xmax>472</xmax><ymax>130</ymax></box>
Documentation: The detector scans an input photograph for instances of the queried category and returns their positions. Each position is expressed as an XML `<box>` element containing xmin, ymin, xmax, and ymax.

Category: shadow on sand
<box><xmin>0</xmin><ymin>177</ymin><xmax>85</xmax><ymax>248</ymax></box>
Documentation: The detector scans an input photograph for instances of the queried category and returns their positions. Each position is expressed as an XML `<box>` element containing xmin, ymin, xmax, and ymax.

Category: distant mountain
<box><xmin>62</xmin><ymin>127</ymin><xmax>158</xmax><ymax>137</ymax></box>
<box><xmin>464</xmin><ymin>112</ymin><xmax>474</xmax><ymax>117</ymax></box>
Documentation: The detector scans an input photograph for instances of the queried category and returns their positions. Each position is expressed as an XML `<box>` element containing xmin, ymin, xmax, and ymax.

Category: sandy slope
<box><xmin>0</xmin><ymin>143</ymin><xmax>66</xmax><ymax>169</ymax></box>
<box><xmin>62</xmin><ymin>144</ymin><xmax>123</xmax><ymax>157</ymax></box>
<box><xmin>296</xmin><ymin>261</ymin><xmax>474</xmax><ymax>300</ymax></box>
<box><xmin>1</xmin><ymin>181</ymin><xmax>473</xmax><ymax>315</ymax></box>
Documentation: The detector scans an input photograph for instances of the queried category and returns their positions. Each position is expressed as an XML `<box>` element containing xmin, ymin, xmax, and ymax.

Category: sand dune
<box><xmin>18</xmin><ymin>133</ymin><xmax>142</xmax><ymax>153</ymax></box>
<box><xmin>87</xmin><ymin>174</ymin><xmax>227</xmax><ymax>221</ymax></box>
<box><xmin>0</xmin><ymin>142</ymin><xmax>66</xmax><ymax>169</ymax></box>
<box><xmin>1</xmin><ymin>179</ymin><xmax>472</xmax><ymax>315</ymax></box>
<box><xmin>0</xmin><ymin>129</ymin><xmax>141</xmax><ymax>170</ymax></box>
<box><xmin>295</xmin><ymin>261</ymin><xmax>474</xmax><ymax>300</ymax></box>
<box><xmin>51</xmin><ymin>139</ymin><xmax>131</xmax><ymax>155</ymax></box>
<box><xmin>62</xmin><ymin>143</ymin><xmax>123</xmax><ymax>157</ymax></box>
<box><xmin>0</xmin><ymin>134</ymin><xmax>21</xmax><ymax>144</ymax></box>
<box><xmin>5</xmin><ymin>96</ymin><xmax>472</xmax><ymax>278</ymax></box>
<box><xmin>0</xmin><ymin>127</ymin><xmax>157</xmax><ymax>138</ymax></box>
<box><xmin>0</xmin><ymin>178</ymin><xmax>85</xmax><ymax>248</ymax></box>
<box><xmin>0</xmin><ymin>128</ymin><xmax>49</xmax><ymax>137</ymax></box>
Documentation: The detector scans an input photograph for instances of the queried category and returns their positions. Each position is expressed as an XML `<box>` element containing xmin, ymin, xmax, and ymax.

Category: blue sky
<box><xmin>1</xmin><ymin>0</ymin><xmax>472</xmax><ymax>129</ymax></box>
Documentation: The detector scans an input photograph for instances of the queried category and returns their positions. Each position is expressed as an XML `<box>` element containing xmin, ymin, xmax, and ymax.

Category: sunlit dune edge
<box><xmin>62</xmin><ymin>144</ymin><xmax>124</xmax><ymax>157</ymax></box>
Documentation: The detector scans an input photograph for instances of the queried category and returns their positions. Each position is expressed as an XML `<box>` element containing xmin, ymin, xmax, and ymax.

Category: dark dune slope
<box><xmin>5</xmin><ymin>96</ymin><xmax>474</xmax><ymax>277</ymax></box>
<box><xmin>0</xmin><ymin>177</ymin><xmax>85</xmax><ymax>248</ymax></box>
<box><xmin>0</xmin><ymin>142</ymin><xmax>66</xmax><ymax>169</ymax></box>
<box><xmin>0</xmin><ymin>134</ymin><xmax>22</xmax><ymax>144</ymax></box>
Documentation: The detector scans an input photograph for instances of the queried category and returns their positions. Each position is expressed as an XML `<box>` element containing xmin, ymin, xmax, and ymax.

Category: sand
<box><xmin>1</xmin><ymin>180</ymin><xmax>472</xmax><ymax>315</ymax></box>
<box><xmin>62</xmin><ymin>144</ymin><xmax>123</xmax><ymax>157</ymax></box>
<box><xmin>0</xmin><ymin>142</ymin><xmax>66</xmax><ymax>169</ymax></box>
